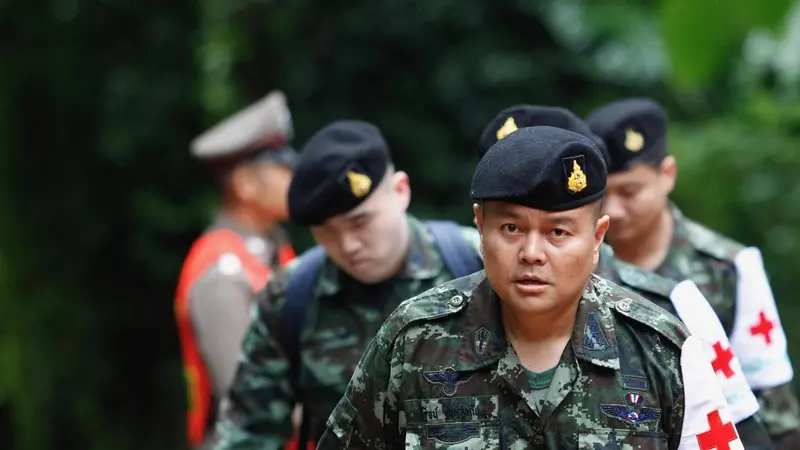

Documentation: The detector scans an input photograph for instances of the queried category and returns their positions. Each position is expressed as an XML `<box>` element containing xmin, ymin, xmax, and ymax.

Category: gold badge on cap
<box><xmin>624</xmin><ymin>128</ymin><xmax>644</xmax><ymax>152</ymax></box>
<box><xmin>567</xmin><ymin>159</ymin><xmax>587</xmax><ymax>193</ymax></box>
<box><xmin>496</xmin><ymin>117</ymin><xmax>518</xmax><ymax>141</ymax></box>
<box><xmin>346</xmin><ymin>171</ymin><xmax>372</xmax><ymax>198</ymax></box>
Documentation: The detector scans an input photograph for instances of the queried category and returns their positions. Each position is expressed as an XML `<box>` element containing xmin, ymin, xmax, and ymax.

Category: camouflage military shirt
<box><xmin>657</xmin><ymin>206</ymin><xmax>799</xmax><ymax>446</ymax></box>
<box><xmin>213</xmin><ymin>216</ymin><xmax>480</xmax><ymax>449</ymax></box>
<box><xmin>317</xmin><ymin>272</ymin><xmax>745</xmax><ymax>449</ymax></box>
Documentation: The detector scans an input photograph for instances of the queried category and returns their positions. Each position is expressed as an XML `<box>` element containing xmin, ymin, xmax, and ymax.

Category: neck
<box><xmin>390</xmin><ymin>217</ymin><xmax>413</xmax><ymax>276</ymax></box>
<box><xmin>501</xmin><ymin>295</ymin><xmax>580</xmax><ymax>344</ymax></box>
<box><xmin>613</xmin><ymin>208</ymin><xmax>673</xmax><ymax>271</ymax></box>
<box><xmin>221</xmin><ymin>203</ymin><xmax>274</xmax><ymax>235</ymax></box>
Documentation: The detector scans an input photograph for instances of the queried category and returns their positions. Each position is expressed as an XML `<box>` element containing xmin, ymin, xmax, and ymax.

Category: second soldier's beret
<box><xmin>478</xmin><ymin>104</ymin><xmax>610</xmax><ymax>163</ymax></box>
<box><xmin>472</xmin><ymin>126</ymin><xmax>607</xmax><ymax>211</ymax></box>
<box><xmin>584</xmin><ymin>98</ymin><xmax>668</xmax><ymax>174</ymax></box>
<box><xmin>288</xmin><ymin>120</ymin><xmax>391</xmax><ymax>226</ymax></box>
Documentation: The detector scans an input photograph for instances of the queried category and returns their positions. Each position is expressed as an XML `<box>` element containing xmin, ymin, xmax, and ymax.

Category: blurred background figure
<box><xmin>175</xmin><ymin>91</ymin><xmax>297</xmax><ymax>449</ymax></box>
<box><xmin>4</xmin><ymin>1</ymin><xmax>800</xmax><ymax>449</ymax></box>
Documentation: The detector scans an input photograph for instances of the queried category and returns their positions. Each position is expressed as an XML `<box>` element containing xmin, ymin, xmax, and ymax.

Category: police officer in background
<box><xmin>214</xmin><ymin>120</ymin><xmax>483</xmax><ymax>450</ymax></box>
<box><xmin>585</xmin><ymin>98</ymin><xmax>800</xmax><ymax>450</ymax></box>
<box><xmin>175</xmin><ymin>91</ymin><xmax>297</xmax><ymax>449</ymax></box>
<box><xmin>318</xmin><ymin>125</ymin><xmax>743</xmax><ymax>449</ymax></box>
<box><xmin>477</xmin><ymin>104</ymin><xmax>772</xmax><ymax>447</ymax></box>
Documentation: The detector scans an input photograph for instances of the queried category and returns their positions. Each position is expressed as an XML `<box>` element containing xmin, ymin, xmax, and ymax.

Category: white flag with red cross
<box><xmin>670</xmin><ymin>279</ymin><xmax>759</xmax><ymax>424</ymax></box>
<box><xmin>729</xmin><ymin>247</ymin><xmax>793</xmax><ymax>389</ymax></box>
<box><xmin>678</xmin><ymin>335</ymin><xmax>744</xmax><ymax>450</ymax></box>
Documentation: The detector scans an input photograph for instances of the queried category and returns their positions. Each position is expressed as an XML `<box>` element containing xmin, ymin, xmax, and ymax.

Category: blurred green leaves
<box><xmin>660</xmin><ymin>0</ymin><xmax>794</xmax><ymax>90</ymax></box>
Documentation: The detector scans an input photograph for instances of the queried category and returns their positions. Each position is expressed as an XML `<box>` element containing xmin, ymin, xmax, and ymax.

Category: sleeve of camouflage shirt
<box><xmin>316</xmin><ymin>332</ymin><xmax>397</xmax><ymax>449</ymax></box>
<box><xmin>213</xmin><ymin>274</ymin><xmax>295</xmax><ymax>450</ymax></box>
<box><xmin>189</xmin><ymin>271</ymin><xmax>256</xmax><ymax>398</ymax></box>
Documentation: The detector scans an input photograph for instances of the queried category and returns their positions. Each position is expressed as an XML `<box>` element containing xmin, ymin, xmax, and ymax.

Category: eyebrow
<box><xmin>546</xmin><ymin>215</ymin><xmax>578</xmax><ymax>227</ymax></box>
<box><xmin>346</xmin><ymin>211</ymin><xmax>370</xmax><ymax>222</ymax></box>
<box><xmin>616</xmin><ymin>181</ymin><xmax>642</xmax><ymax>190</ymax></box>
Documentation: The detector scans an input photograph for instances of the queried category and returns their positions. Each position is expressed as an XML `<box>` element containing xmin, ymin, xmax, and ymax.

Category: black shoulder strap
<box><xmin>279</xmin><ymin>245</ymin><xmax>326</xmax><ymax>383</ymax></box>
<box><xmin>425</xmin><ymin>220</ymin><xmax>483</xmax><ymax>278</ymax></box>
<box><xmin>279</xmin><ymin>245</ymin><xmax>326</xmax><ymax>446</ymax></box>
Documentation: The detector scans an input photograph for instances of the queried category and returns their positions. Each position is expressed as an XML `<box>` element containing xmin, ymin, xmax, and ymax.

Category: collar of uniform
<box><xmin>314</xmin><ymin>215</ymin><xmax>441</xmax><ymax>297</ymax></box>
<box><xmin>451</xmin><ymin>275</ymin><xmax>621</xmax><ymax>373</ymax></box>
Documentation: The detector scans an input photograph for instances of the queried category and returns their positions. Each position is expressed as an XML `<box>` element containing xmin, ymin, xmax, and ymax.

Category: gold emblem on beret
<box><xmin>496</xmin><ymin>117</ymin><xmax>518</xmax><ymax>141</ymax></box>
<box><xmin>567</xmin><ymin>160</ymin><xmax>587</xmax><ymax>193</ymax></box>
<box><xmin>624</xmin><ymin>128</ymin><xmax>644</xmax><ymax>152</ymax></box>
<box><xmin>346</xmin><ymin>171</ymin><xmax>372</xmax><ymax>198</ymax></box>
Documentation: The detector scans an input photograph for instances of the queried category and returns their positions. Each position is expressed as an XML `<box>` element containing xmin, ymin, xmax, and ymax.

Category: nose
<box><xmin>339</xmin><ymin>231</ymin><xmax>362</xmax><ymax>256</ymax></box>
<box><xmin>520</xmin><ymin>233</ymin><xmax>546</xmax><ymax>265</ymax></box>
<box><xmin>603</xmin><ymin>195</ymin><xmax>625</xmax><ymax>221</ymax></box>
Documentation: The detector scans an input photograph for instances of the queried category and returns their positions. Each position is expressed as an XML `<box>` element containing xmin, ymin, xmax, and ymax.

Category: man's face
<box><xmin>251</xmin><ymin>161</ymin><xmax>293</xmax><ymax>221</ymax></box>
<box><xmin>311</xmin><ymin>171</ymin><xmax>411</xmax><ymax>284</ymax></box>
<box><xmin>603</xmin><ymin>158</ymin><xmax>675</xmax><ymax>247</ymax></box>
<box><xmin>474</xmin><ymin>201</ymin><xmax>609</xmax><ymax>315</ymax></box>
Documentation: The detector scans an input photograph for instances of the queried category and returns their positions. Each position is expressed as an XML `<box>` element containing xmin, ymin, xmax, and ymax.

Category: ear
<box><xmin>592</xmin><ymin>214</ymin><xmax>610</xmax><ymax>265</ymax></box>
<box><xmin>391</xmin><ymin>170</ymin><xmax>411</xmax><ymax>211</ymax></box>
<box><xmin>659</xmin><ymin>155</ymin><xmax>677</xmax><ymax>195</ymax></box>
<box><xmin>473</xmin><ymin>203</ymin><xmax>483</xmax><ymax>233</ymax></box>
<box><xmin>229</xmin><ymin>166</ymin><xmax>259</xmax><ymax>202</ymax></box>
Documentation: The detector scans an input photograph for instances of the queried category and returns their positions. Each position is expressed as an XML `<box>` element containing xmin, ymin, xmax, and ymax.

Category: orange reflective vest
<box><xmin>174</xmin><ymin>229</ymin><xmax>296</xmax><ymax>446</ymax></box>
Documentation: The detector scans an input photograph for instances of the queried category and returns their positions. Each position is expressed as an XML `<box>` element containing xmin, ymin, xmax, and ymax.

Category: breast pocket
<box><xmin>579</xmin><ymin>429</ymin><xmax>668</xmax><ymax>450</ymax></box>
<box><xmin>404</xmin><ymin>395</ymin><xmax>502</xmax><ymax>450</ymax></box>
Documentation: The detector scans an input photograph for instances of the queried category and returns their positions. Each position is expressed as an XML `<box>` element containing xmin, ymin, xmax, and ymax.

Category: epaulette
<box><xmin>683</xmin><ymin>218</ymin><xmax>744</xmax><ymax>262</ymax></box>
<box><xmin>615</xmin><ymin>260</ymin><xmax>677</xmax><ymax>300</ymax></box>
<box><xmin>375</xmin><ymin>271</ymin><xmax>486</xmax><ymax>354</ymax></box>
<box><xmin>600</xmin><ymin>277</ymin><xmax>691</xmax><ymax>349</ymax></box>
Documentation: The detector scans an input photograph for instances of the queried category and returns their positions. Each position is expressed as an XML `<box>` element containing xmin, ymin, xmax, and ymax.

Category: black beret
<box><xmin>478</xmin><ymin>104</ymin><xmax>610</xmax><ymax>165</ymax></box>
<box><xmin>584</xmin><ymin>98</ymin><xmax>668</xmax><ymax>174</ymax></box>
<box><xmin>288</xmin><ymin>120</ymin><xmax>391</xmax><ymax>225</ymax></box>
<box><xmin>472</xmin><ymin>126</ymin><xmax>607</xmax><ymax>211</ymax></box>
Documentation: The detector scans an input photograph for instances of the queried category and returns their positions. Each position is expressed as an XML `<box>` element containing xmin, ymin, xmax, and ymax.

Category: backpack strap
<box><xmin>425</xmin><ymin>220</ymin><xmax>483</xmax><ymax>278</ymax></box>
<box><xmin>279</xmin><ymin>245</ymin><xmax>326</xmax><ymax>385</ymax></box>
<box><xmin>278</xmin><ymin>245</ymin><xmax>326</xmax><ymax>447</ymax></box>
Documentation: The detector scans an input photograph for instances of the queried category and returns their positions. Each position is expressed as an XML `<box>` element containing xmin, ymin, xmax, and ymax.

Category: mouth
<box><xmin>515</xmin><ymin>274</ymin><xmax>549</xmax><ymax>285</ymax></box>
<box><xmin>513</xmin><ymin>274</ymin><xmax>551</xmax><ymax>294</ymax></box>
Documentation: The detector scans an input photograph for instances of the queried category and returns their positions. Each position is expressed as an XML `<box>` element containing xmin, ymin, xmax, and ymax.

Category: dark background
<box><xmin>4</xmin><ymin>0</ymin><xmax>800</xmax><ymax>448</ymax></box>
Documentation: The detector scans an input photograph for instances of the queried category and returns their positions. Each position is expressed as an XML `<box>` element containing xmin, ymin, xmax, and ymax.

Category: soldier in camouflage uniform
<box><xmin>317</xmin><ymin>125</ymin><xmax>743</xmax><ymax>449</ymax></box>
<box><xmin>213</xmin><ymin>120</ymin><xmax>483</xmax><ymax>450</ymax></box>
<box><xmin>476</xmin><ymin>104</ymin><xmax>773</xmax><ymax>447</ymax></box>
<box><xmin>586</xmin><ymin>98</ymin><xmax>800</xmax><ymax>449</ymax></box>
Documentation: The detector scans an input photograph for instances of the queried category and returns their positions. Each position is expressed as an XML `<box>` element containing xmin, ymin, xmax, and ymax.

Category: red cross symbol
<box><xmin>697</xmin><ymin>410</ymin><xmax>738</xmax><ymax>450</ymax></box>
<box><xmin>749</xmin><ymin>310</ymin><xmax>775</xmax><ymax>345</ymax></box>
<box><xmin>710</xmin><ymin>341</ymin><xmax>735</xmax><ymax>379</ymax></box>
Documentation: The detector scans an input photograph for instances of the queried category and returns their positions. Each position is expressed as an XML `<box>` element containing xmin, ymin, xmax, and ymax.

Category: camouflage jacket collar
<box><xmin>316</xmin><ymin>215</ymin><xmax>443</xmax><ymax>296</ymax></box>
<box><xmin>452</xmin><ymin>275</ymin><xmax>622</xmax><ymax>374</ymax></box>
